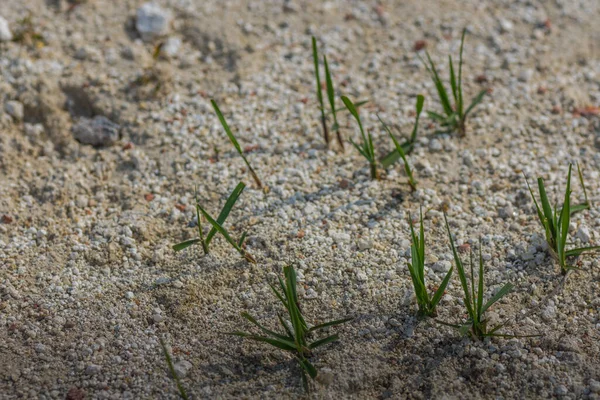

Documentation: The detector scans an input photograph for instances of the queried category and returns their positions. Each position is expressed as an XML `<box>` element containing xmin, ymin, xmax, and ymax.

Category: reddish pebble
<box><xmin>413</xmin><ymin>40</ymin><xmax>427</xmax><ymax>51</ymax></box>
<box><xmin>1</xmin><ymin>215</ymin><xmax>13</xmax><ymax>224</ymax></box>
<box><xmin>144</xmin><ymin>193</ymin><xmax>155</xmax><ymax>201</ymax></box>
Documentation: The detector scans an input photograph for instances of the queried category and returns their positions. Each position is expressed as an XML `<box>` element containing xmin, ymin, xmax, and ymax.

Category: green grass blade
<box><xmin>269</xmin><ymin>283</ymin><xmax>288</xmax><ymax>309</ymax></box>
<box><xmin>211</xmin><ymin>100</ymin><xmax>262</xmax><ymax>188</ymax></box>
<box><xmin>196</xmin><ymin>203</ymin><xmax>256</xmax><ymax>263</ymax></box>
<box><xmin>312</xmin><ymin>37</ymin><xmax>324</xmax><ymax>111</ymax></box>
<box><xmin>463</xmin><ymin>89</ymin><xmax>486</xmax><ymax>118</ymax></box>
<box><xmin>431</xmin><ymin>266</ymin><xmax>453</xmax><ymax>309</ymax></box>
<box><xmin>480</xmin><ymin>283</ymin><xmax>514</xmax><ymax>316</ymax></box>
<box><xmin>379</xmin><ymin>114</ymin><xmax>415</xmax><ymax>188</ymax></box>
<box><xmin>277</xmin><ymin>314</ymin><xmax>295</xmax><ymax>339</ymax></box>
<box><xmin>380</xmin><ymin>141</ymin><xmax>413</xmax><ymax>168</ymax></box>
<box><xmin>476</xmin><ymin>241</ymin><xmax>484</xmax><ymax>320</ymax></box>
<box><xmin>573</xmin><ymin>163</ymin><xmax>590</xmax><ymax>212</ymax></box>
<box><xmin>565</xmin><ymin>246</ymin><xmax>600</xmax><ymax>257</ymax></box>
<box><xmin>444</xmin><ymin>212</ymin><xmax>474</xmax><ymax>319</ymax></box>
<box><xmin>241</xmin><ymin>312</ymin><xmax>293</xmax><ymax>341</ymax></box>
<box><xmin>427</xmin><ymin>110</ymin><xmax>449</xmax><ymax>122</ymax></box>
<box><xmin>308</xmin><ymin>334</ymin><xmax>339</xmax><ymax>349</ymax></box>
<box><xmin>423</xmin><ymin>52</ymin><xmax>453</xmax><ymax>116</ymax></box>
<box><xmin>557</xmin><ymin>165</ymin><xmax>573</xmax><ymax>267</ymax></box>
<box><xmin>206</xmin><ymin>182</ymin><xmax>246</xmax><ymax>245</ymax></box>
<box><xmin>308</xmin><ymin>317</ymin><xmax>353</xmax><ymax>332</ymax></box>
<box><xmin>537</xmin><ymin>177</ymin><xmax>555</xmax><ymax>233</ymax></box>
<box><xmin>228</xmin><ymin>332</ymin><xmax>297</xmax><ymax>352</ymax></box>
<box><xmin>349</xmin><ymin>137</ymin><xmax>369</xmax><ymax>160</ymax></box>
<box><xmin>342</xmin><ymin>96</ymin><xmax>371</xmax><ymax>161</ymax></box>
<box><xmin>160</xmin><ymin>339</ymin><xmax>190</xmax><ymax>400</ymax></box>
<box><xmin>172</xmin><ymin>239</ymin><xmax>201</xmax><ymax>252</ymax></box>
<box><xmin>410</xmin><ymin>94</ymin><xmax>425</xmax><ymax>143</ymax></box>
<box><xmin>524</xmin><ymin>174</ymin><xmax>545</xmax><ymax>226</ymax></box>
<box><xmin>323</xmin><ymin>55</ymin><xmax>338</xmax><ymax>128</ymax></box>
<box><xmin>449</xmin><ymin>55</ymin><xmax>458</xmax><ymax>104</ymax></box>
<box><xmin>194</xmin><ymin>188</ymin><xmax>209</xmax><ymax>254</ymax></box>
<box><xmin>237</xmin><ymin>231</ymin><xmax>247</xmax><ymax>248</ymax></box>
<box><xmin>297</xmin><ymin>357</ymin><xmax>317</xmax><ymax>379</ymax></box>
<box><xmin>457</xmin><ymin>28</ymin><xmax>466</xmax><ymax>116</ymax></box>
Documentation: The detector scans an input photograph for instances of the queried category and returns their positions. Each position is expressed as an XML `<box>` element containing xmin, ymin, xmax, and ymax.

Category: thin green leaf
<box><xmin>228</xmin><ymin>332</ymin><xmax>297</xmax><ymax>352</ymax></box>
<box><xmin>211</xmin><ymin>100</ymin><xmax>262</xmax><ymax>188</ymax></box>
<box><xmin>431</xmin><ymin>266</ymin><xmax>453</xmax><ymax>309</ymax></box>
<box><xmin>206</xmin><ymin>182</ymin><xmax>246</xmax><ymax>245</ymax></box>
<box><xmin>324</xmin><ymin>55</ymin><xmax>337</xmax><ymax>127</ymax></box>
<box><xmin>160</xmin><ymin>339</ymin><xmax>190</xmax><ymax>400</ymax></box>
<box><xmin>172</xmin><ymin>239</ymin><xmax>201</xmax><ymax>252</ymax></box>
<box><xmin>565</xmin><ymin>246</ymin><xmax>600</xmax><ymax>257</ymax></box>
<box><xmin>308</xmin><ymin>334</ymin><xmax>339</xmax><ymax>349</ymax></box>
<box><xmin>444</xmin><ymin>212</ymin><xmax>475</xmax><ymax>319</ymax></box>
<box><xmin>410</xmin><ymin>94</ymin><xmax>425</xmax><ymax>143</ymax></box>
<box><xmin>481</xmin><ymin>283</ymin><xmax>514</xmax><ymax>315</ymax></box>
<box><xmin>240</xmin><ymin>312</ymin><xmax>293</xmax><ymax>341</ymax></box>
<box><xmin>463</xmin><ymin>89</ymin><xmax>486</xmax><ymax>118</ymax></box>
<box><xmin>308</xmin><ymin>317</ymin><xmax>353</xmax><ymax>332</ymax></box>
<box><xmin>297</xmin><ymin>357</ymin><xmax>317</xmax><ymax>379</ymax></box>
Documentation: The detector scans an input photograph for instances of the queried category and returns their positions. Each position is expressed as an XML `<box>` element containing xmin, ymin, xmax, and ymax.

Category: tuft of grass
<box><xmin>420</xmin><ymin>28</ymin><xmax>486</xmax><ymax>137</ymax></box>
<box><xmin>211</xmin><ymin>100</ymin><xmax>263</xmax><ymax>188</ymax></box>
<box><xmin>380</xmin><ymin>95</ymin><xmax>425</xmax><ymax>169</ymax></box>
<box><xmin>173</xmin><ymin>182</ymin><xmax>255</xmax><ymax>263</ymax></box>
<box><xmin>159</xmin><ymin>339</ymin><xmax>190</xmax><ymax>400</ymax></box>
<box><xmin>173</xmin><ymin>183</ymin><xmax>246</xmax><ymax>255</ymax></box>
<box><xmin>229</xmin><ymin>265</ymin><xmax>352</xmax><ymax>393</ymax></box>
<box><xmin>312</xmin><ymin>37</ymin><xmax>367</xmax><ymax>150</ymax></box>
<box><xmin>441</xmin><ymin>213</ymin><xmax>515</xmax><ymax>339</ymax></box>
<box><xmin>379</xmin><ymin>95</ymin><xmax>425</xmax><ymax>190</ymax></box>
<box><xmin>405</xmin><ymin>208</ymin><xmax>453</xmax><ymax>316</ymax></box>
<box><xmin>524</xmin><ymin>163</ymin><xmax>600</xmax><ymax>274</ymax></box>
<box><xmin>342</xmin><ymin>96</ymin><xmax>377</xmax><ymax>179</ymax></box>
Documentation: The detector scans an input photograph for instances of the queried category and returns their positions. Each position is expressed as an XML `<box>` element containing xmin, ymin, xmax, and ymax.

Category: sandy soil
<box><xmin>1</xmin><ymin>0</ymin><xmax>600</xmax><ymax>399</ymax></box>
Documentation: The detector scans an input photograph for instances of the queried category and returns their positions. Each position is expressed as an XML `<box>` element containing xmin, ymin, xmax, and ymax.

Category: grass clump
<box><xmin>524</xmin><ymin>163</ymin><xmax>599</xmax><ymax>274</ymax></box>
<box><xmin>173</xmin><ymin>183</ymin><xmax>255</xmax><ymax>263</ymax></box>
<box><xmin>159</xmin><ymin>339</ymin><xmax>189</xmax><ymax>400</ymax></box>
<box><xmin>312</xmin><ymin>37</ymin><xmax>366</xmax><ymax>150</ymax></box>
<box><xmin>421</xmin><ymin>28</ymin><xmax>486</xmax><ymax>137</ymax></box>
<box><xmin>405</xmin><ymin>208</ymin><xmax>453</xmax><ymax>316</ymax></box>
<box><xmin>441</xmin><ymin>213</ymin><xmax>515</xmax><ymax>339</ymax></box>
<box><xmin>229</xmin><ymin>265</ymin><xmax>352</xmax><ymax>393</ymax></box>
<box><xmin>211</xmin><ymin>100</ymin><xmax>263</xmax><ymax>189</ymax></box>
<box><xmin>342</xmin><ymin>95</ymin><xmax>377</xmax><ymax>179</ymax></box>
<box><xmin>378</xmin><ymin>95</ymin><xmax>425</xmax><ymax>190</ymax></box>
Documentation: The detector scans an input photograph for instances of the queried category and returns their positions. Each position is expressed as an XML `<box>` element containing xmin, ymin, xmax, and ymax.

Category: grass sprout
<box><xmin>421</xmin><ymin>28</ymin><xmax>486</xmax><ymax>137</ymax></box>
<box><xmin>159</xmin><ymin>339</ymin><xmax>189</xmax><ymax>400</ymax></box>
<box><xmin>173</xmin><ymin>182</ymin><xmax>246</xmax><ymax>255</ymax></box>
<box><xmin>211</xmin><ymin>100</ymin><xmax>263</xmax><ymax>188</ymax></box>
<box><xmin>441</xmin><ymin>213</ymin><xmax>516</xmax><ymax>339</ymax></box>
<box><xmin>379</xmin><ymin>95</ymin><xmax>425</xmax><ymax>190</ymax></box>
<box><xmin>312</xmin><ymin>37</ymin><xmax>367</xmax><ymax>150</ymax></box>
<box><xmin>229</xmin><ymin>265</ymin><xmax>352</xmax><ymax>393</ymax></box>
<box><xmin>342</xmin><ymin>95</ymin><xmax>377</xmax><ymax>179</ymax></box>
<box><xmin>524</xmin><ymin>163</ymin><xmax>600</xmax><ymax>274</ymax></box>
<box><xmin>405</xmin><ymin>208</ymin><xmax>453</xmax><ymax>316</ymax></box>
<box><xmin>173</xmin><ymin>182</ymin><xmax>255</xmax><ymax>263</ymax></box>
<box><xmin>380</xmin><ymin>95</ymin><xmax>425</xmax><ymax>168</ymax></box>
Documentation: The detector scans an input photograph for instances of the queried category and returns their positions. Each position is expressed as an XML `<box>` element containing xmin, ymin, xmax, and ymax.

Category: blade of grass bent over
<box><xmin>211</xmin><ymin>100</ymin><xmax>262</xmax><ymax>188</ymax></box>
<box><xmin>205</xmin><ymin>182</ymin><xmax>246</xmax><ymax>245</ymax></box>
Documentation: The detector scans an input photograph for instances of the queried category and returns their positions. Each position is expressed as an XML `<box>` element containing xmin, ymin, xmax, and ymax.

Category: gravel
<box><xmin>4</xmin><ymin>100</ymin><xmax>24</xmax><ymax>121</ymax></box>
<box><xmin>136</xmin><ymin>2</ymin><xmax>172</xmax><ymax>42</ymax></box>
<box><xmin>0</xmin><ymin>16</ymin><xmax>11</xmax><ymax>42</ymax></box>
<box><xmin>1</xmin><ymin>0</ymin><xmax>600</xmax><ymax>399</ymax></box>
